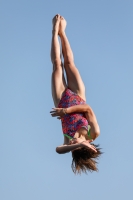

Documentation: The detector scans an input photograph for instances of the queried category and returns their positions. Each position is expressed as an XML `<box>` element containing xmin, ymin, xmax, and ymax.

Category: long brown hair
<box><xmin>71</xmin><ymin>144</ymin><xmax>102</xmax><ymax>174</ymax></box>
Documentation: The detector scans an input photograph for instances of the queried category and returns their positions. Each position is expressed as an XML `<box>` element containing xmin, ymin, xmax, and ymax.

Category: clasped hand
<box><xmin>70</xmin><ymin>138</ymin><xmax>97</xmax><ymax>152</ymax></box>
<box><xmin>50</xmin><ymin>108</ymin><xmax>65</xmax><ymax>119</ymax></box>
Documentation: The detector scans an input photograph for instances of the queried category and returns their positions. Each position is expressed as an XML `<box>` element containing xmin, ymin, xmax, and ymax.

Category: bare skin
<box><xmin>50</xmin><ymin>15</ymin><xmax>100</xmax><ymax>153</ymax></box>
<box><xmin>51</xmin><ymin>14</ymin><xmax>67</xmax><ymax>107</ymax></box>
<box><xmin>59</xmin><ymin>16</ymin><xmax>86</xmax><ymax>101</ymax></box>
<box><xmin>50</xmin><ymin>104</ymin><xmax>100</xmax><ymax>140</ymax></box>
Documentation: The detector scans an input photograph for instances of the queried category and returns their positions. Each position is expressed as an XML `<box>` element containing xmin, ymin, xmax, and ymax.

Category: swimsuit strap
<box><xmin>87</xmin><ymin>127</ymin><xmax>92</xmax><ymax>140</ymax></box>
<box><xmin>64</xmin><ymin>134</ymin><xmax>73</xmax><ymax>139</ymax></box>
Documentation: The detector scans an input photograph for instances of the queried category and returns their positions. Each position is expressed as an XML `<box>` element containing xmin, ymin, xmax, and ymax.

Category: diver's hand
<box><xmin>81</xmin><ymin>140</ymin><xmax>97</xmax><ymax>152</ymax></box>
<box><xmin>50</xmin><ymin>108</ymin><xmax>66</xmax><ymax>119</ymax></box>
<box><xmin>69</xmin><ymin>138</ymin><xmax>96</xmax><ymax>152</ymax></box>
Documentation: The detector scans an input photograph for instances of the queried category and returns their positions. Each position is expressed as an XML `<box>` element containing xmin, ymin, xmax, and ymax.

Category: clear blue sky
<box><xmin>0</xmin><ymin>0</ymin><xmax>133</xmax><ymax>199</ymax></box>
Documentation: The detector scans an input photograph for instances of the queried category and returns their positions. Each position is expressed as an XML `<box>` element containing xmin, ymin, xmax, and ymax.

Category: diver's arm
<box><xmin>66</xmin><ymin>105</ymin><xmax>100</xmax><ymax>140</ymax></box>
<box><xmin>50</xmin><ymin>104</ymin><xmax>100</xmax><ymax>140</ymax></box>
<box><xmin>56</xmin><ymin>137</ymin><xmax>97</xmax><ymax>154</ymax></box>
<box><xmin>56</xmin><ymin>143</ymin><xmax>81</xmax><ymax>154</ymax></box>
<box><xmin>51</xmin><ymin>104</ymin><xmax>95</xmax><ymax>116</ymax></box>
<box><xmin>69</xmin><ymin>104</ymin><xmax>100</xmax><ymax>140</ymax></box>
<box><xmin>85</xmin><ymin>111</ymin><xmax>100</xmax><ymax>140</ymax></box>
<box><xmin>66</xmin><ymin>104</ymin><xmax>91</xmax><ymax>113</ymax></box>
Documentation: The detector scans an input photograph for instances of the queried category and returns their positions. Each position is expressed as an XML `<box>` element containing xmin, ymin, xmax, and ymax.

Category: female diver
<box><xmin>50</xmin><ymin>14</ymin><xmax>102</xmax><ymax>174</ymax></box>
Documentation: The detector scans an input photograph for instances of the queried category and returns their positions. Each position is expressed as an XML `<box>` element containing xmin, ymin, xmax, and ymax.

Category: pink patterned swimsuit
<box><xmin>58</xmin><ymin>88</ymin><xmax>88</xmax><ymax>138</ymax></box>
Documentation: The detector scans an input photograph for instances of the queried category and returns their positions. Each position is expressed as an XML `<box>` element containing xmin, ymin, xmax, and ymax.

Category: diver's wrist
<box><xmin>62</xmin><ymin>108</ymin><xmax>67</xmax><ymax>115</ymax></box>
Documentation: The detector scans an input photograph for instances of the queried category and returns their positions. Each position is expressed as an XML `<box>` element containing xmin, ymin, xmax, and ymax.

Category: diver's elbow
<box><xmin>56</xmin><ymin>147</ymin><xmax>65</xmax><ymax>154</ymax></box>
<box><xmin>56</xmin><ymin>147</ymin><xmax>61</xmax><ymax>154</ymax></box>
<box><xmin>56</xmin><ymin>147</ymin><xmax>69</xmax><ymax>154</ymax></box>
<box><xmin>95</xmin><ymin>131</ymin><xmax>100</xmax><ymax>138</ymax></box>
<box><xmin>95</xmin><ymin>127</ymin><xmax>100</xmax><ymax>138</ymax></box>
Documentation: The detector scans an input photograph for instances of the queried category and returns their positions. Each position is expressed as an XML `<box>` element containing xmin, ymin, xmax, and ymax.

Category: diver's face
<box><xmin>69</xmin><ymin>138</ymin><xmax>85</xmax><ymax>145</ymax></box>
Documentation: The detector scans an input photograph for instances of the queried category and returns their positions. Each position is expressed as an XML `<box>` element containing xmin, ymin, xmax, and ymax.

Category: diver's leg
<box><xmin>51</xmin><ymin>14</ymin><xmax>67</xmax><ymax>107</ymax></box>
<box><xmin>59</xmin><ymin>16</ymin><xmax>86</xmax><ymax>101</ymax></box>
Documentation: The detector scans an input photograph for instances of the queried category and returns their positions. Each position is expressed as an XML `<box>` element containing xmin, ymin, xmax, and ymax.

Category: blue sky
<box><xmin>0</xmin><ymin>0</ymin><xmax>133</xmax><ymax>199</ymax></box>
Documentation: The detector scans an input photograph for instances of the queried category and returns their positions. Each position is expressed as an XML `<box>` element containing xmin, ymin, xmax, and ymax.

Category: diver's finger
<box><xmin>86</xmin><ymin>139</ymin><xmax>93</xmax><ymax>143</ymax></box>
<box><xmin>50</xmin><ymin>111</ymin><xmax>56</xmax><ymax>113</ymax></box>
<box><xmin>90</xmin><ymin>146</ymin><xmax>97</xmax><ymax>152</ymax></box>
<box><xmin>51</xmin><ymin>113</ymin><xmax>59</xmax><ymax>117</ymax></box>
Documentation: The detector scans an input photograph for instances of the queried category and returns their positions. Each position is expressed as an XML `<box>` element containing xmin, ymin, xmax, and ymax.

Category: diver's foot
<box><xmin>52</xmin><ymin>14</ymin><xmax>60</xmax><ymax>34</ymax></box>
<box><xmin>59</xmin><ymin>16</ymin><xmax>67</xmax><ymax>36</ymax></box>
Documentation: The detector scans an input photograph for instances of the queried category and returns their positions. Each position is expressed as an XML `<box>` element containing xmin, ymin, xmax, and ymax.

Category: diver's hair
<box><xmin>71</xmin><ymin>144</ymin><xmax>102</xmax><ymax>174</ymax></box>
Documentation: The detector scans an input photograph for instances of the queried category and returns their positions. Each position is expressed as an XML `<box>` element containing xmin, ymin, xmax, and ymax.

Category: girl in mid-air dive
<box><xmin>50</xmin><ymin>14</ymin><xmax>102</xmax><ymax>174</ymax></box>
